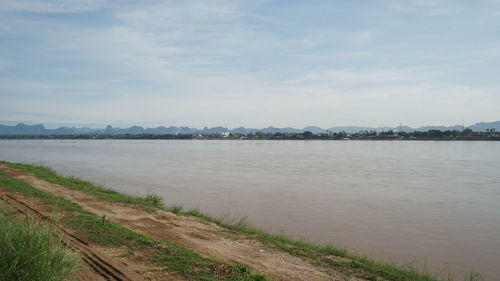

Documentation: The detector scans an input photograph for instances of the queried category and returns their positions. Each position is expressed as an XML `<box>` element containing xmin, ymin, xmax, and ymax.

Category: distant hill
<box><xmin>1</xmin><ymin>121</ymin><xmax>499</xmax><ymax>135</ymax></box>
<box><xmin>303</xmin><ymin>126</ymin><xmax>325</xmax><ymax>133</ymax></box>
<box><xmin>469</xmin><ymin>121</ymin><xmax>500</xmax><ymax>132</ymax></box>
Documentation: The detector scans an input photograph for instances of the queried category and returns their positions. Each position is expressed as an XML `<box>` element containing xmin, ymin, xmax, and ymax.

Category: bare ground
<box><xmin>0</xmin><ymin>188</ymin><xmax>185</xmax><ymax>281</ymax></box>
<box><xmin>0</xmin><ymin>163</ymin><xmax>365</xmax><ymax>281</ymax></box>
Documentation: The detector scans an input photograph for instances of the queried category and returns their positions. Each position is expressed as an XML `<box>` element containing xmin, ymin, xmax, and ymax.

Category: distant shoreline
<box><xmin>1</xmin><ymin>134</ymin><xmax>499</xmax><ymax>141</ymax></box>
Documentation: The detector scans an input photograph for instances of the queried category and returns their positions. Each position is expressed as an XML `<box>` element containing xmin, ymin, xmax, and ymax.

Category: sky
<box><xmin>1</xmin><ymin>0</ymin><xmax>499</xmax><ymax>129</ymax></box>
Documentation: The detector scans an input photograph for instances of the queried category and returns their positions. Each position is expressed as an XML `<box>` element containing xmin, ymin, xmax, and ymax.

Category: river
<box><xmin>1</xmin><ymin>139</ymin><xmax>499</xmax><ymax>280</ymax></box>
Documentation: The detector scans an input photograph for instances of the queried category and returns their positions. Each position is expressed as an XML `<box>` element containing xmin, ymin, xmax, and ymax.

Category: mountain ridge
<box><xmin>1</xmin><ymin>121</ymin><xmax>500</xmax><ymax>135</ymax></box>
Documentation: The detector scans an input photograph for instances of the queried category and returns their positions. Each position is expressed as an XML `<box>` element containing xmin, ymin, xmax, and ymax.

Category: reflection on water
<box><xmin>1</xmin><ymin>140</ymin><xmax>499</xmax><ymax>280</ymax></box>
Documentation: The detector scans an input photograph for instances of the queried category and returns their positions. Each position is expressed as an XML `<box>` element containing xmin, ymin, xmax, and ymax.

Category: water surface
<box><xmin>1</xmin><ymin>140</ymin><xmax>499</xmax><ymax>280</ymax></box>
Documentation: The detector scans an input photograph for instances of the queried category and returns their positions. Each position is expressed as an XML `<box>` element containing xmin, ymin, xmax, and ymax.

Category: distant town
<box><xmin>1</xmin><ymin>122</ymin><xmax>499</xmax><ymax>140</ymax></box>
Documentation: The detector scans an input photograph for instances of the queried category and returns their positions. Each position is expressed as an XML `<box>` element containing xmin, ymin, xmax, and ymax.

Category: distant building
<box><xmin>221</xmin><ymin>132</ymin><xmax>230</xmax><ymax>138</ymax></box>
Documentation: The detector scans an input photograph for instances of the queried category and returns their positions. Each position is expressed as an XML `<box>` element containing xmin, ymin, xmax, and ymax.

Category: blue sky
<box><xmin>1</xmin><ymin>0</ymin><xmax>499</xmax><ymax>128</ymax></box>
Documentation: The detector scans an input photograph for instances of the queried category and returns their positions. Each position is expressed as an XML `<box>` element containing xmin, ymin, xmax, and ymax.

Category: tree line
<box><xmin>1</xmin><ymin>128</ymin><xmax>499</xmax><ymax>140</ymax></box>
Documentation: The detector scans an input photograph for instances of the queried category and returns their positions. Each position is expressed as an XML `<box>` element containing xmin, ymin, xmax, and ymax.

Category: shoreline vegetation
<box><xmin>0</xmin><ymin>128</ymin><xmax>499</xmax><ymax>141</ymax></box>
<box><xmin>0</xmin><ymin>207</ymin><xmax>81</xmax><ymax>281</ymax></box>
<box><xmin>0</xmin><ymin>161</ymin><xmax>483</xmax><ymax>281</ymax></box>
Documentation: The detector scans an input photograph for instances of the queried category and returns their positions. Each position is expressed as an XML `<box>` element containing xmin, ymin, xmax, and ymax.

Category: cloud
<box><xmin>350</xmin><ymin>31</ymin><xmax>373</xmax><ymax>44</ymax></box>
<box><xmin>288</xmin><ymin>68</ymin><xmax>424</xmax><ymax>88</ymax></box>
<box><xmin>1</xmin><ymin>0</ymin><xmax>499</xmax><ymax>127</ymax></box>
<box><xmin>18</xmin><ymin>0</ymin><xmax>267</xmax><ymax>83</ymax></box>
<box><xmin>388</xmin><ymin>0</ymin><xmax>457</xmax><ymax>15</ymax></box>
<box><xmin>0</xmin><ymin>0</ymin><xmax>107</xmax><ymax>13</ymax></box>
<box><xmin>116</xmin><ymin>0</ymin><xmax>245</xmax><ymax>23</ymax></box>
<box><xmin>2</xmin><ymin>79</ymin><xmax>498</xmax><ymax>128</ymax></box>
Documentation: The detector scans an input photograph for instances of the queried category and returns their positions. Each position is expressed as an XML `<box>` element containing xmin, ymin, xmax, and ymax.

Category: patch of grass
<box><xmin>0</xmin><ymin>208</ymin><xmax>81</xmax><ymax>281</ymax></box>
<box><xmin>167</xmin><ymin>204</ymin><xmax>184</xmax><ymax>214</ymax></box>
<box><xmin>146</xmin><ymin>192</ymin><xmax>164</xmax><ymax>207</ymax></box>
<box><xmin>156</xmin><ymin>242</ymin><xmax>269</xmax><ymax>281</ymax></box>
<box><xmin>463</xmin><ymin>271</ymin><xmax>482</xmax><ymax>281</ymax></box>
<box><xmin>63</xmin><ymin>213</ymin><xmax>270</xmax><ymax>281</ymax></box>
<box><xmin>0</xmin><ymin>171</ymin><xmax>87</xmax><ymax>214</ymax></box>
<box><xmin>4</xmin><ymin>162</ymin><xmax>164</xmax><ymax>208</ymax></box>
<box><xmin>65</xmin><ymin>214</ymin><xmax>154</xmax><ymax>248</ymax></box>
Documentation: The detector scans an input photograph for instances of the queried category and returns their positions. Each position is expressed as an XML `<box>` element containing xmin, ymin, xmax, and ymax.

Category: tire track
<box><xmin>0</xmin><ymin>192</ymin><xmax>144</xmax><ymax>281</ymax></box>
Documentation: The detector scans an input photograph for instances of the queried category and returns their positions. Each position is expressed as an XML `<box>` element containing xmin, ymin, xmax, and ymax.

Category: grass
<box><xmin>65</xmin><ymin>214</ymin><xmax>154</xmax><ymax>248</ymax></box>
<box><xmin>0</xmin><ymin>207</ymin><xmax>81</xmax><ymax>281</ymax></box>
<box><xmin>0</xmin><ymin>167</ymin><xmax>270</xmax><ymax>281</ymax></box>
<box><xmin>2</xmin><ymin>162</ymin><xmax>483</xmax><ymax>281</ymax></box>
<box><xmin>4</xmin><ymin>162</ymin><xmax>164</xmax><ymax>209</ymax></box>
<box><xmin>0</xmin><ymin>172</ymin><xmax>87</xmax><ymax>214</ymax></box>
<box><xmin>156</xmin><ymin>242</ymin><xmax>268</xmax><ymax>281</ymax></box>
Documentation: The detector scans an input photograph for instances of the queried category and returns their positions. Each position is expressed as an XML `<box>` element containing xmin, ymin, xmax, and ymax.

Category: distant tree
<box><xmin>399</xmin><ymin>131</ymin><xmax>409</xmax><ymax>138</ymax></box>
<box><xmin>428</xmin><ymin>130</ymin><xmax>444</xmax><ymax>138</ymax></box>
<box><xmin>302</xmin><ymin>131</ymin><xmax>314</xmax><ymax>139</ymax></box>
<box><xmin>462</xmin><ymin>128</ymin><xmax>473</xmax><ymax>136</ymax></box>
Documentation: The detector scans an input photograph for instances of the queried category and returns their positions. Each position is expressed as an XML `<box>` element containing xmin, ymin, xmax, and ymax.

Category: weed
<box><xmin>0</xmin><ymin>209</ymin><xmax>81</xmax><ymax>281</ymax></box>
<box><xmin>145</xmin><ymin>192</ymin><xmax>164</xmax><ymax>208</ymax></box>
<box><xmin>167</xmin><ymin>204</ymin><xmax>184</xmax><ymax>214</ymax></box>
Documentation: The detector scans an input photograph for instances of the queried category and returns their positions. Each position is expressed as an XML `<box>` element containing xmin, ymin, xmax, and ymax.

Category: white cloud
<box><xmin>20</xmin><ymin>0</ymin><xmax>266</xmax><ymax>83</ymax></box>
<box><xmin>0</xmin><ymin>0</ymin><xmax>107</xmax><ymax>13</ymax></box>
<box><xmin>389</xmin><ymin>0</ymin><xmax>455</xmax><ymax>15</ymax></box>
<box><xmin>116</xmin><ymin>1</ymin><xmax>245</xmax><ymax>23</ymax></box>
<box><xmin>350</xmin><ymin>30</ymin><xmax>373</xmax><ymax>44</ymax></box>
<box><xmin>288</xmin><ymin>68</ymin><xmax>424</xmax><ymax>87</ymax></box>
<box><xmin>2</xmin><ymin>80</ymin><xmax>498</xmax><ymax>128</ymax></box>
<box><xmin>1</xmin><ymin>0</ymin><xmax>499</xmax><ymax>127</ymax></box>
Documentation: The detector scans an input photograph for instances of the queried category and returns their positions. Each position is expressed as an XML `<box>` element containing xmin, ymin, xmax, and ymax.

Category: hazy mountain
<box><xmin>231</xmin><ymin>127</ymin><xmax>253</xmax><ymax>134</ymax></box>
<box><xmin>303</xmin><ymin>126</ymin><xmax>325</xmax><ymax>133</ymax></box>
<box><xmin>415</xmin><ymin>125</ymin><xmax>464</xmax><ymax>131</ymax></box>
<box><xmin>470</xmin><ymin>121</ymin><xmax>500</xmax><ymax>131</ymax></box>
<box><xmin>0</xmin><ymin>123</ymin><xmax>48</xmax><ymax>135</ymax></box>
<box><xmin>1</xmin><ymin>121</ymin><xmax>499</xmax><ymax>135</ymax></box>
<box><xmin>258</xmin><ymin>127</ymin><xmax>302</xmax><ymax>133</ymax></box>
<box><xmin>197</xmin><ymin>126</ymin><xmax>228</xmax><ymax>134</ymax></box>
<box><xmin>327</xmin><ymin>126</ymin><xmax>395</xmax><ymax>133</ymax></box>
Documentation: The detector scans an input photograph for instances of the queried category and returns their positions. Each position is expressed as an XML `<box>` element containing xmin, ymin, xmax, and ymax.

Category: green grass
<box><xmin>5</xmin><ymin>162</ymin><xmax>164</xmax><ymax>209</ymax></box>
<box><xmin>65</xmin><ymin>214</ymin><xmax>154</xmax><ymax>248</ymax></box>
<box><xmin>0</xmin><ymin>165</ymin><xmax>270</xmax><ymax>281</ymax></box>
<box><xmin>0</xmin><ymin>208</ymin><xmax>81</xmax><ymax>281</ymax></box>
<box><xmin>156</xmin><ymin>242</ymin><xmax>268</xmax><ymax>281</ymax></box>
<box><xmin>0</xmin><ymin>172</ymin><xmax>87</xmax><ymax>214</ymax></box>
<box><xmin>2</xmin><ymin>162</ymin><xmax>483</xmax><ymax>281</ymax></box>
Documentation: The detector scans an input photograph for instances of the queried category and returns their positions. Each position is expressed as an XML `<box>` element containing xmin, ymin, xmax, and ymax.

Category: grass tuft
<box><xmin>145</xmin><ymin>192</ymin><xmax>164</xmax><ymax>208</ymax></box>
<box><xmin>0</xmin><ymin>209</ymin><xmax>81</xmax><ymax>281</ymax></box>
<box><xmin>167</xmin><ymin>204</ymin><xmax>184</xmax><ymax>214</ymax></box>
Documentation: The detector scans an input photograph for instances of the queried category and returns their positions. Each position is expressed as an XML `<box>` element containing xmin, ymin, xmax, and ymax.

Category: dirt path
<box><xmin>0</xmin><ymin>190</ymin><xmax>184</xmax><ymax>281</ymax></box>
<box><xmin>0</xmin><ymin>164</ymin><xmax>361</xmax><ymax>281</ymax></box>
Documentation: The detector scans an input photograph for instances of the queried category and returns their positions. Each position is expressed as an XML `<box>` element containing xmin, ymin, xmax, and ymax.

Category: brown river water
<box><xmin>1</xmin><ymin>140</ymin><xmax>499</xmax><ymax>280</ymax></box>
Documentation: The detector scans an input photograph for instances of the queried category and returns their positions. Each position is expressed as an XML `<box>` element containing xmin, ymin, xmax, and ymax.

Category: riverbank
<box><xmin>1</xmin><ymin>134</ymin><xmax>499</xmax><ymax>141</ymax></box>
<box><xmin>0</xmin><ymin>161</ymin><xmax>481</xmax><ymax>281</ymax></box>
